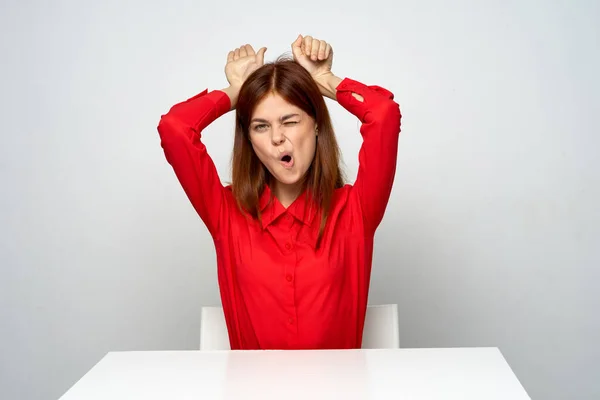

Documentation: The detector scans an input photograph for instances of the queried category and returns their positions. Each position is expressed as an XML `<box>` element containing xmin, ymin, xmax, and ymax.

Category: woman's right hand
<box><xmin>225</xmin><ymin>44</ymin><xmax>267</xmax><ymax>90</ymax></box>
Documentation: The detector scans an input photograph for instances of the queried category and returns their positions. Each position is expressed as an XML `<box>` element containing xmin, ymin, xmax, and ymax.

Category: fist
<box><xmin>225</xmin><ymin>44</ymin><xmax>267</xmax><ymax>89</ymax></box>
<box><xmin>291</xmin><ymin>35</ymin><xmax>333</xmax><ymax>79</ymax></box>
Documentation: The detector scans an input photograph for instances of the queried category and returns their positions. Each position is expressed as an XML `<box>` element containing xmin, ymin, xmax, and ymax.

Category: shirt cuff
<box><xmin>337</xmin><ymin>77</ymin><xmax>394</xmax><ymax>99</ymax></box>
<box><xmin>184</xmin><ymin>89</ymin><xmax>231</xmax><ymax>120</ymax></box>
<box><xmin>161</xmin><ymin>88</ymin><xmax>232</xmax><ymax>135</ymax></box>
<box><xmin>335</xmin><ymin>78</ymin><xmax>395</xmax><ymax>121</ymax></box>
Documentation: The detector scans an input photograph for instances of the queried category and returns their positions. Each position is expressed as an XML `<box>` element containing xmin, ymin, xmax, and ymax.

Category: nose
<box><xmin>271</xmin><ymin>128</ymin><xmax>285</xmax><ymax>146</ymax></box>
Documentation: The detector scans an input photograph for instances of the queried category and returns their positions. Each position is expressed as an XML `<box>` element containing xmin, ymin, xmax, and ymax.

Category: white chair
<box><xmin>200</xmin><ymin>304</ymin><xmax>399</xmax><ymax>350</ymax></box>
<box><xmin>199</xmin><ymin>306</ymin><xmax>231</xmax><ymax>351</ymax></box>
<box><xmin>361</xmin><ymin>304</ymin><xmax>400</xmax><ymax>349</ymax></box>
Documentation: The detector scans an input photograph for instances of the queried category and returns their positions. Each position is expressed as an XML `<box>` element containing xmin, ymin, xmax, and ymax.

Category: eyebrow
<box><xmin>251</xmin><ymin>114</ymin><xmax>300</xmax><ymax>124</ymax></box>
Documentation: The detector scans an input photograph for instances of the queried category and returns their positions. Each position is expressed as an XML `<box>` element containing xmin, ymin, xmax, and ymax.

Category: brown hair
<box><xmin>231</xmin><ymin>56</ymin><xmax>345</xmax><ymax>247</ymax></box>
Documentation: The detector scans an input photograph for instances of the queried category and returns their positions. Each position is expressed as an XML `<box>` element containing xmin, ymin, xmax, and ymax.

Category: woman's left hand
<box><xmin>291</xmin><ymin>34</ymin><xmax>333</xmax><ymax>80</ymax></box>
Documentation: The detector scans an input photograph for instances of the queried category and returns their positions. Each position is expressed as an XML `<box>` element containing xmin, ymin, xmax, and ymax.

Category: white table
<box><xmin>59</xmin><ymin>347</ymin><xmax>530</xmax><ymax>399</ymax></box>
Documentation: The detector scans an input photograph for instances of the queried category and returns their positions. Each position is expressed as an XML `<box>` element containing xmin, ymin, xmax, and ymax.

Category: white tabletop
<box><xmin>59</xmin><ymin>347</ymin><xmax>530</xmax><ymax>400</ymax></box>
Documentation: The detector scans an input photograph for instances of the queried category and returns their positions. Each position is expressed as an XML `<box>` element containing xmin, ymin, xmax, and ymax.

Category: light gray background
<box><xmin>1</xmin><ymin>1</ymin><xmax>598</xmax><ymax>399</ymax></box>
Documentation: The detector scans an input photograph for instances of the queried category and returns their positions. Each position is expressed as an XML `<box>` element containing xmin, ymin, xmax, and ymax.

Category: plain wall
<box><xmin>1</xmin><ymin>0</ymin><xmax>598</xmax><ymax>399</ymax></box>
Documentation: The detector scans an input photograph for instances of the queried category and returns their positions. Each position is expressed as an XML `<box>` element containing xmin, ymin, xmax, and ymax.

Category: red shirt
<box><xmin>158</xmin><ymin>77</ymin><xmax>401</xmax><ymax>349</ymax></box>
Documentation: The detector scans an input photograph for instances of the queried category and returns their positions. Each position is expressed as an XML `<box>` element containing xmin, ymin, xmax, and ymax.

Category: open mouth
<box><xmin>280</xmin><ymin>154</ymin><xmax>294</xmax><ymax>168</ymax></box>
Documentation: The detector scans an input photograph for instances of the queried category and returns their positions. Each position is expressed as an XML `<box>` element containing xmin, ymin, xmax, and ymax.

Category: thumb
<box><xmin>256</xmin><ymin>47</ymin><xmax>267</xmax><ymax>64</ymax></box>
<box><xmin>291</xmin><ymin>34</ymin><xmax>303</xmax><ymax>56</ymax></box>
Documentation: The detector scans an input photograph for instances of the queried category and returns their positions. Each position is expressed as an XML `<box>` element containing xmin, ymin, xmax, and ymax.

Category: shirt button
<box><xmin>288</xmin><ymin>317</ymin><xmax>294</xmax><ymax>324</ymax></box>
<box><xmin>286</xmin><ymin>274</ymin><xmax>293</xmax><ymax>282</ymax></box>
<box><xmin>285</xmin><ymin>242</ymin><xmax>292</xmax><ymax>250</ymax></box>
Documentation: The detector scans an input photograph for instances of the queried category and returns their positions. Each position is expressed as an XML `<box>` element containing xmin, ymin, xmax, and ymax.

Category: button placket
<box><xmin>282</xmin><ymin>230</ymin><xmax>295</xmax><ymax>254</ymax></box>
<box><xmin>283</xmin><ymin>244</ymin><xmax>298</xmax><ymax>338</ymax></box>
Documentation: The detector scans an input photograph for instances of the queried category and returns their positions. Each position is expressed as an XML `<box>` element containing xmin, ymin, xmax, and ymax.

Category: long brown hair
<box><xmin>231</xmin><ymin>56</ymin><xmax>344</xmax><ymax>247</ymax></box>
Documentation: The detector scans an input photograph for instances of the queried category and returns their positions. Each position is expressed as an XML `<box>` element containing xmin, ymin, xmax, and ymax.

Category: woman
<box><xmin>157</xmin><ymin>34</ymin><xmax>401</xmax><ymax>350</ymax></box>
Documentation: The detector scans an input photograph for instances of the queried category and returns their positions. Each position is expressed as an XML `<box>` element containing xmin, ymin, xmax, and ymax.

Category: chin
<box><xmin>273</xmin><ymin>173</ymin><xmax>303</xmax><ymax>186</ymax></box>
<box><xmin>270</xmin><ymin>167</ymin><xmax>307</xmax><ymax>187</ymax></box>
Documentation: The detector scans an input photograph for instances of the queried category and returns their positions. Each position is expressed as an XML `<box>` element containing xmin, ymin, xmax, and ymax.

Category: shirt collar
<box><xmin>258</xmin><ymin>185</ymin><xmax>319</xmax><ymax>229</ymax></box>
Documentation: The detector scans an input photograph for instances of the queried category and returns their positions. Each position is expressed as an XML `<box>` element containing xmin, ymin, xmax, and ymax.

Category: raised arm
<box><xmin>328</xmin><ymin>76</ymin><xmax>401</xmax><ymax>236</ymax></box>
<box><xmin>157</xmin><ymin>44</ymin><xmax>267</xmax><ymax>237</ymax></box>
<box><xmin>292</xmin><ymin>35</ymin><xmax>402</xmax><ymax>235</ymax></box>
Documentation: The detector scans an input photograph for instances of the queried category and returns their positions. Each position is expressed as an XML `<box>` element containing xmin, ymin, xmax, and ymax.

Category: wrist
<box><xmin>313</xmin><ymin>73</ymin><xmax>342</xmax><ymax>100</ymax></box>
<box><xmin>221</xmin><ymin>85</ymin><xmax>240</xmax><ymax>111</ymax></box>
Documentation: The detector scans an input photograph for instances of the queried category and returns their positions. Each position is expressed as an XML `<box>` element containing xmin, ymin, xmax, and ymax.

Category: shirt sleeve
<box><xmin>335</xmin><ymin>78</ymin><xmax>402</xmax><ymax>236</ymax></box>
<box><xmin>157</xmin><ymin>89</ymin><xmax>231</xmax><ymax>237</ymax></box>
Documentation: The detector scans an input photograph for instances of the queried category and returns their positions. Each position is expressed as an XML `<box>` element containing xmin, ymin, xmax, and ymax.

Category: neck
<box><xmin>273</xmin><ymin>181</ymin><xmax>303</xmax><ymax>208</ymax></box>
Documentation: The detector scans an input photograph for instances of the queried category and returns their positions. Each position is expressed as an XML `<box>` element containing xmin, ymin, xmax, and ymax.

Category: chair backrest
<box><xmin>200</xmin><ymin>306</ymin><xmax>231</xmax><ymax>351</ymax></box>
<box><xmin>200</xmin><ymin>304</ymin><xmax>399</xmax><ymax>350</ymax></box>
<box><xmin>360</xmin><ymin>304</ymin><xmax>400</xmax><ymax>349</ymax></box>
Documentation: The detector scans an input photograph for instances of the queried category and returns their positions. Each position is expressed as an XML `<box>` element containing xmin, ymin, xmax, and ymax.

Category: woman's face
<box><xmin>248</xmin><ymin>93</ymin><xmax>317</xmax><ymax>189</ymax></box>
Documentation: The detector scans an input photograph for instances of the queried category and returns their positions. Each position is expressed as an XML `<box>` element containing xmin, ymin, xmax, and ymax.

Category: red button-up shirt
<box><xmin>158</xmin><ymin>77</ymin><xmax>401</xmax><ymax>349</ymax></box>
